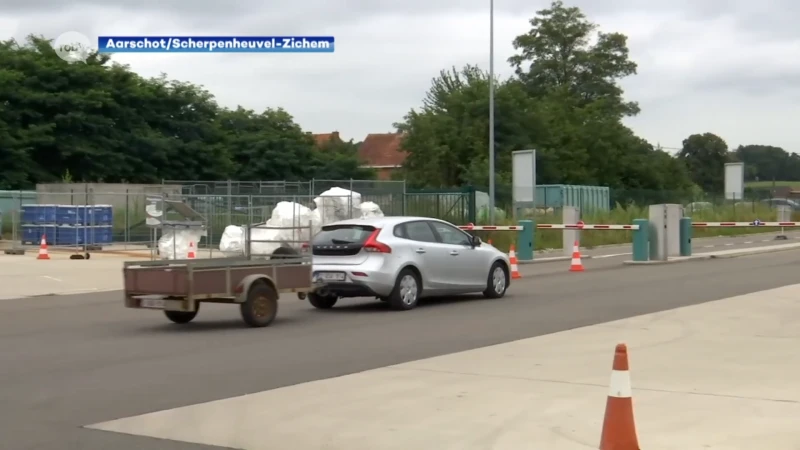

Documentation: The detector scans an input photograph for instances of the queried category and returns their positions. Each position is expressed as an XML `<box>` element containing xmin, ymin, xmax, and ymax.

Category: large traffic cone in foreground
<box><xmin>599</xmin><ymin>343</ymin><xmax>640</xmax><ymax>450</ymax></box>
<box><xmin>569</xmin><ymin>240</ymin><xmax>584</xmax><ymax>272</ymax></box>
<box><xmin>509</xmin><ymin>245</ymin><xmax>522</xmax><ymax>279</ymax></box>
<box><xmin>187</xmin><ymin>241</ymin><xmax>196</xmax><ymax>259</ymax></box>
<box><xmin>37</xmin><ymin>235</ymin><xmax>50</xmax><ymax>260</ymax></box>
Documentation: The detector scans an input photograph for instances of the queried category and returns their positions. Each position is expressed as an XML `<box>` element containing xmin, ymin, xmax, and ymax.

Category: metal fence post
<box><xmin>632</xmin><ymin>218</ymin><xmax>649</xmax><ymax>261</ymax></box>
<box><xmin>517</xmin><ymin>219</ymin><xmax>534</xmax><ymax>261</ymax></box>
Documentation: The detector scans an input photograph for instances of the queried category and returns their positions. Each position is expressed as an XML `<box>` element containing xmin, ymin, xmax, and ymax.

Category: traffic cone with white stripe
<box><xmin>37</xmin><ymin>234</ymin><xmax>50</xmax><ymax>260</ymax></box>
<box><xmin>187</xmin><ymin>241</ymin><xmax>196</xmax><ymax>259</ymax></box>
<box><xmin>599</xmin><ymin>343</ymin><xmax>640</xmax><ymax>450</ymax></box>
<box><xmin>509</xmin><ymin>245</ymin><xmax>522</xmax><ymax>279</ymax></box>
<box><xmin>569</xmin><ymin>240</ymin><xmax>584</xmax><ymax>272</ymax></box>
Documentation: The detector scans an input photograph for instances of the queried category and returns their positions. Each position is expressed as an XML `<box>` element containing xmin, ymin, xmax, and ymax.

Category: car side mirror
<box><xmin>470</xmin><ymin>235</ymin><xmax>482</xmax><ymax>247</ymax></box>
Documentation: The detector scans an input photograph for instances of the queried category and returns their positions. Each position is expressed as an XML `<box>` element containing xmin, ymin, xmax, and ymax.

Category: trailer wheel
<box><xmin>164</xmin><ymin>309</ymin><xmax>198</xmax><ymax>324</ymax></box>
<box><xmin>241</xmin><ymin>282</ymin><xmax>278</xmax><ymax>327</ymax></box>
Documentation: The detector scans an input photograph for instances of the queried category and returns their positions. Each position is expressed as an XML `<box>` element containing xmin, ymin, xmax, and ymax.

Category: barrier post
<box><xmin>517</xmin><ymin>220</ymin><xmax>534</xmax><ymax>261</ymax></box>
<box><xmin>776</xmin><ymin>205</ymin><xmax>790</xmax><ymax>240</ymax></box>
<box><xmin>679</xmin><ymin>217</ymin><xmax>692</xmax><ymax>256</ymax></box>
<box><xmin>631</xmin><ymin>219</ymin><xmax>649</xmax><ymax>262</ymax></box>
<box><xmin>562</xmin><ymin>206</ymin><xmax>580</xmax><ymax>257</ymax></box>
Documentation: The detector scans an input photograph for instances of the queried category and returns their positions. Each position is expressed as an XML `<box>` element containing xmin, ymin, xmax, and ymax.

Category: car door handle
<box><xmin>449</xmin><ymin>251</ymin><xmax>459</xmax><ymax>256</ymax></box>
<box><xmin>415</xmin><ymin>248</ymin><xmax>426</xmax><ymax>254</ymax></box>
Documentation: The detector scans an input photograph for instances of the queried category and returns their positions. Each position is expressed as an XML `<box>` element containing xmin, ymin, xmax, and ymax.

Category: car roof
<box><xmin>322</xmin><ymin>216</ymin><xmax>453</xmax><ymax>228</ymax></box>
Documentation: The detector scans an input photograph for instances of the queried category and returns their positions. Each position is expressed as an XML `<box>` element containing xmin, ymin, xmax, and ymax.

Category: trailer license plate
<box><xmin>316</xmin><ymin>272</ymin><xmax>345</xmax><ymax>281</ymax></box>
<box><xmin>140</xmin><ymin>298</ymin><xmax>166</xmax><ymax>309</ymax></box>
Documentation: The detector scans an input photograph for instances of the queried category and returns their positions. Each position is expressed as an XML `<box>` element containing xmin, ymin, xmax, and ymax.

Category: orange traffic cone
<box><xmin>37</xmin><ymin>234</ymin><xmax>50</xmax><ymax>260</ymax></box>
<box><xmin>569</xmin><ymin>240</ymin><xmax>584</xmax><ymax>272</ymax></box>
<box><xmin>599</xmin><ymin>343</ymin><xmax>640</xmax><ymax>450</ymax></box>
<box><xmin>509</xmin><ymin>245</ymin><xmax>522</xmax><ymax>279</ymax></box>
<box><xmin>187</xmin><ymin>241</ymin><xmax>196</xmax><ymax>259</ymax></box>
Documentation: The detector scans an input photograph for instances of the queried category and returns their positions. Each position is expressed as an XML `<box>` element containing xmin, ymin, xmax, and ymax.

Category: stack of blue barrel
<box><xmin>21</xmin><ymin>204</ymin><xmax>113</xmax><ymax>246</ymax></box>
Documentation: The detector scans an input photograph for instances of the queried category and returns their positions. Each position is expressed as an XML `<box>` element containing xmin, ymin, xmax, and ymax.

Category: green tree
<box><xmin>0</xmin><ymin>34</ymin><xmax>373</xmax><ymax>188</ymax></box>
<box><xmin>678</xmin><ymin>133</ymin><xmax>730</xmax><ymax>193</ymax></box>
<box><xmin>395</xmin><ymin>65</ymin><xmax>538</xmax><ymax>188</ymax></box>
<box><xmin>733</xmin><ymin>145</ymin><xmax>795</xmax><ymax>182</ymax></box>
<box><xmin>508</xmin><ymin>0</ymin><xmax>639</xmax><ymax>118</ymax></box>
<box><xmin>395</xmin><ymin>2</ymin><xmax>694</xmax><ymax>197</ymax></box>
<box><xmin>310</xmin><ymin>138</ymin><xmax>375</xmax><ymax>180</ymax></box>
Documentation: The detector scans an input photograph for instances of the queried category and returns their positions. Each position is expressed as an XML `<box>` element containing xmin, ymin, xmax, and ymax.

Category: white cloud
<box><xmin>3</xmin><ymin>0</ymin><xmax>799</xmax><ymax>151</ymax></box>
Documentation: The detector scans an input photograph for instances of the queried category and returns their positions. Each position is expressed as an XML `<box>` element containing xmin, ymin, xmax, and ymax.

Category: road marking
<box><xmin>703</xmin><ymin>245</ymin><xmax>714</xmax><ymax>248</ymax></box>
<box><xmin>593</xmin><ymin>253</ymin><xmax>632</xmax><ymax>259</ymax></box>
<box><xmin>725</xmin><ymin>243</ymin><xmax>734</xmax><ymax>246</ymax></box>
<box><xmin>744</xmin><ymin>241</ymin><xmax>753</xmax><ymax>244</ymax></box>
<box><xmin>40</xmin><ymin>275</ymin><xmax>62</xmax><ymax>282</ymax></box>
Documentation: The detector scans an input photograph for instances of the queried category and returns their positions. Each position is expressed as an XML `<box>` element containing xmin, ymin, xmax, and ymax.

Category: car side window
<box><xmin>404</xmin><ymin>221</ymin><xmax>437</xmax><ymax>243</ymax></box>
<box><xmin>393</xmin><ymin>224</ymin><xmax>406</xmax><ymax>238</ymax></box>
<box><xmin>429</xmin><ymin>221</ymin><xmax>471</xmax><ymax>246</ymax></box>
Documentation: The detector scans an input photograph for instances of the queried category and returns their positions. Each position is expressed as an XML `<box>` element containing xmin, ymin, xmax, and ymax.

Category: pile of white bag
<box><xmin>217</xmin><ymin>187</ymin><xmax>384</xmax><ymax>258</ymax></box>
<box><xmin>158</xmin><ymin>228</ymin><xmax>206</xmax><ymax>260</ymax></box>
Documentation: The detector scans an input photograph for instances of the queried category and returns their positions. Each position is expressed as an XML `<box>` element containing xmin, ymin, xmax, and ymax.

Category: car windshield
<box><xmin>313</xmin><ymin>225</ymin><xmax>375</xmax><ymax>245</ymax></box>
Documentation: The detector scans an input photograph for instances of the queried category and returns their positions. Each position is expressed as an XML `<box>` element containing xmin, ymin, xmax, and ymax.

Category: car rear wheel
<box><xmin>483</xmin><ymin>262</ymin><xmax>508</xmax><ymax>299</ymax></box>
<box><xmin>388</xmin><ymin>268</ymin><xmax>421</xmax><ymax>311</ymax></box>
<box><xmin>308</xmin><ymin>292</ymin><xmax>338</xmax><ymax>309</ymax></box>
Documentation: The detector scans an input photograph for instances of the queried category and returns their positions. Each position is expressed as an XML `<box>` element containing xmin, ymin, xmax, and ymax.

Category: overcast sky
<box><xmin>3</xmin><ymin>0</ymin><xmax>799</xmax><ymax>153</ymax></box>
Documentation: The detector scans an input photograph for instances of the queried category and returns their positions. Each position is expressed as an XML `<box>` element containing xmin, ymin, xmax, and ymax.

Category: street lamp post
<box><xmin>488</xmin><ymin>0</ymin><xmax>496</xmax><ymax>224</ymax></box>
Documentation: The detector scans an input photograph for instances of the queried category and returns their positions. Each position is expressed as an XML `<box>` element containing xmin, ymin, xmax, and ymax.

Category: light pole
<box><xmin>488</xmin><ymin>0</ymin><xmax>496</xmax><ymax>224</ymax></box>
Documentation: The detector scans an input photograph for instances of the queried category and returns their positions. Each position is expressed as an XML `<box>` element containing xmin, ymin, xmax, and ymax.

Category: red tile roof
<box><xmin>358</xmin><ymin>133</ymin><xmax>407</xmax><ymax>167</ymax></box>
<box><xmin>312</xmin><ymin>131</ymin><xmax>341</xmax><ymax>147</ymax></box>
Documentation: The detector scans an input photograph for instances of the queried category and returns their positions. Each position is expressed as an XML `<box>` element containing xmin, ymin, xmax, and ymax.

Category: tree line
<box><xmin>0</xmin><ymin>37</ymin><xmax>374</xmax><ymax>190</ymax></box>
<box><xmin>394</xmin><ymin>1</ymin><xmax>796</xmax><ymax>198</ymax></box>
<box><xmin>0</xmin><ymin>1</ymin><xmax>795</xmax><ymax>197</ymax></box>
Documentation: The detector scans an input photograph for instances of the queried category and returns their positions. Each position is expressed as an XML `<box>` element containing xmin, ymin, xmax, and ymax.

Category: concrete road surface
<box><xmin>3</xmin><ymin>249</ymin><xmax>800</xmax><ymax>449</ymax></box>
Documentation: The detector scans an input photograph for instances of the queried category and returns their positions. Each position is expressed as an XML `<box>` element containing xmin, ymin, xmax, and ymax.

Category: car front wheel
<box><xmin>483</xmin><ymin>262</ymin><xmax>508</xmax><ymax>299</ymax></box>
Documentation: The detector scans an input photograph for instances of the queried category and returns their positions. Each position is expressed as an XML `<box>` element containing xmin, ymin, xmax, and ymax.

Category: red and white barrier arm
<box><xmin>537</xmin><ymin>223</ymin><xmax>639</xmax><ymax>230</ymax></box>
<box><xmin>692</xmin><ymin>221</ymin><xmax>799</xmax><ymax>227</ymax></box>
<box><xmin>458</xmin><ymin>224</ymin><xmax>523</xmax><ymax>231</ymax></box>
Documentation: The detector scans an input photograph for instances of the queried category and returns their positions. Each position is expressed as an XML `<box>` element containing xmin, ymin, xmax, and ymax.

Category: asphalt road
<box><xmin>3</xmin><ymin>249</ymin><xmax>800</xmax><ymax>450</ymax></box>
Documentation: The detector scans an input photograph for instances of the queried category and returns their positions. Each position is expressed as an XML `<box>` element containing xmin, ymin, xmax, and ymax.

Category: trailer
<box><xmin>122</xmin><ymin>220</ymin><xmax>315</xmax><ymax>328</ymax></box>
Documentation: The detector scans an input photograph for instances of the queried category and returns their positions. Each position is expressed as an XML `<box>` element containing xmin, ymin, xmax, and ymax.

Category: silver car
<box><xmin>308</xmin><ymin>216</ymin><xmax>511</xmax><ymax>310</ymax></box>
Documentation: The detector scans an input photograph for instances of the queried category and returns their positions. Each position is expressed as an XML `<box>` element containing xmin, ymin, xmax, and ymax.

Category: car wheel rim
<box><xmin>492</xmin><ymin>267</ymin><xmax>505</xmax><ymax>294</ymax></box>
<box><xmin>399</xmin><ymin>275</ymin><xmax>418</xmax><ymax>305</ymax></box>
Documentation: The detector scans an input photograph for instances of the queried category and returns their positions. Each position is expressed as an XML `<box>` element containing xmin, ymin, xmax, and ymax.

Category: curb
<box><xmin>623</xmin><ymin>244</ymin><xmax>800</xmax><ymax>265</ymax></box>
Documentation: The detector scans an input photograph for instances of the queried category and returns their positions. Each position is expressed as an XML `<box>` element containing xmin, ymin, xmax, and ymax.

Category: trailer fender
<box><xmin>234</xmin><ymin>274</ymin><xmax>277</xmax><ymax>303</ymax></box>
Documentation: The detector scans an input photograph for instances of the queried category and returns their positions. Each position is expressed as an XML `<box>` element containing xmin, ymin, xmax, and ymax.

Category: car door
<box><xmin>399</xmin><ymin>220</ymin><xmax>445</xmax><ymax>291</ymax></box>
<box><xmin>427</xmin><ymin>220</ymin><xmax>486</xmax><ymax>290</ymax></box>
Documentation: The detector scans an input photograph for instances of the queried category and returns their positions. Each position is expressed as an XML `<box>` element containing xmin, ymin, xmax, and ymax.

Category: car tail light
<box><xmin>300</xmin><ymin>242</ymin><xmax>310</xmax><ymax>253</ymax></box>
<box><xmin>363</xmin><ymin>228</ymin><xmax>391</xmax><ymax>253</ymax></box>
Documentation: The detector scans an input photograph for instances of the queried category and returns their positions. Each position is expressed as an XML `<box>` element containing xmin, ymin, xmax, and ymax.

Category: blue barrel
<box><xmin>56</xmin><ymin>205</ymin><xmax>88</xmax><ymax>225</ymax></box>
<box><xmin>21</xmin><ymin>204</ymin><xmax>57</xmax><ymax>224</ymax></box>
<box><xmin>88</xmin><ymin>205</ymin><xmax>113</xmax><ymax>226</ymax></box>
<box><xmin>40</xmin><ymin>225</ymin><xmax>56</xmax><ymax>243</ymax></box>
<box><xmin>21</xmin><ymin>225</ymin><xmax>55</xmax><ymax>245</ymax></box>
<box><xmin>92</xmin><ymin>226</ymin><xmax>113</xmax><ymax>244</ymax></box>
<box><xmin>56</xmin><ymin>225</ymin><xmax>87</xmax><ymax>246</ymax></box>
<box><xmin>21</xmin><ymin>225</ymin><xmax>39</xmax><ymax>244</ymax></box>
